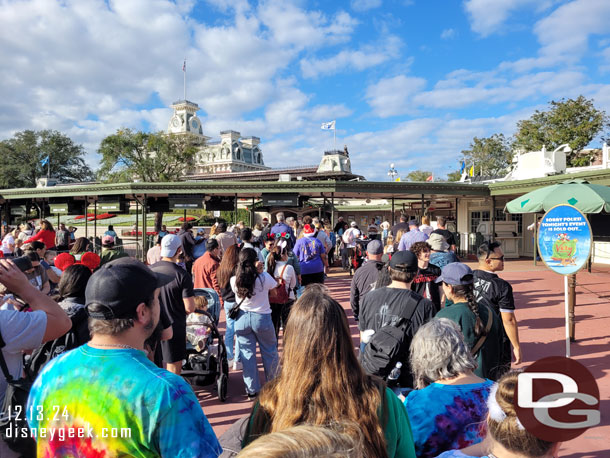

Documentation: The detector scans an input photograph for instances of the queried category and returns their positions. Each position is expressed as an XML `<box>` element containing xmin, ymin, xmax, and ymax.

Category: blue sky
<box><xmin>1</xmin><ymin>0</ymin><xmax>609</xmax><ymax>180</ymax></box>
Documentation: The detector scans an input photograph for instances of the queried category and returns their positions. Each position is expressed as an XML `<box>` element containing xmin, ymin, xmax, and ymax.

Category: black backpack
<box><xmin>25</xmin><ymin>307</ymin><xmax>90</xmax><ymax>380</ymax></box>
<box><xmin>360</xmin><ymin>297</ymin><xmax>419</xmax><ymax>379</ymax></box>
<box><xmin>0</xmin><ymin>329</ymin><xmax>37</xmax><ymax>456</ymax></box>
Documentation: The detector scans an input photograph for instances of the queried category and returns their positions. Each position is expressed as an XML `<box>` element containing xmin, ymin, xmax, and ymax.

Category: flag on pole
<box><xmin>321</xmin><ymin>120</ymin><xmax>336</xmax><ymax>130</ymax></box>
<box><xmin>460</xmin><ymin>161</ymin><xmax>466</xmax><ymax>173</ymax></box>
<box><xmin>426</xmin><ymin>175</ymin><xmax>433</xmax><ymax>182</ymax></box>
<box><xmin>40</xmin><ymin>156</ymin><xmax>49</xmax><ymax>167</ymax></box>
<box><xmin>182</xmin><ymin>59</ymin><xmax>186</xmax><ymax>72</ymax></box>
<box><xmin>469</xmin><ymin>165</ymin><xmax>474</xmax><ymax>177</ymax></box>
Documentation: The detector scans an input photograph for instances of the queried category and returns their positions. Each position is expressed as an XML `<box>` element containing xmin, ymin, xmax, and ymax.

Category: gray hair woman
<box><xmin>404</xmin><ymin>318</ymin><xmax>493</xmax><ymax>458</ymax></box>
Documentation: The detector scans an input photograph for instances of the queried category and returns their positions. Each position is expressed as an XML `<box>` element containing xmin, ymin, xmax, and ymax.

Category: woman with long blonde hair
<box><xmin>243</xmin><ymin>287</ymin><xmax>416</xmax><ymax>457</ymax></box>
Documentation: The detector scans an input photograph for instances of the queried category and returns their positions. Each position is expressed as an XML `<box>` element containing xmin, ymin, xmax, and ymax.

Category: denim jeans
<box><xmin>234</xmin><ymin>311</ymin><xmax>279</xmax><ymax>394</ymax></box>
<box><xmin>223</xmin><ymin>301</ymin><xmax>239</xmax><ymax>362</ymax></box>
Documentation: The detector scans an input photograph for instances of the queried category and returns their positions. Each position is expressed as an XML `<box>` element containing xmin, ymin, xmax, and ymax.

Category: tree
<box><xmin>97</xmin><ymin>129</ymin><xmax>201</xmax><ymax>230</ymax></box>
<box><xmin>404</xmin><ymin>170</ymin><xmax>433</xmax><ymax>181</ymax></box>
<box><xmin>460</xmin><ymin>133</ymin><xmax>512</xmax><ymax>177</ymax></box>
<box><xmin>446</xmin><ymin>170</ymin><xmax>463</xmax><ymax>182</ymax></box>
<box><xmin>0</xmin><ymin>130</ymin><xmax>93</xmax><ymax>188</ymax></box>
<box><xmin>512</xmin><ymin>96</ymin><xmax>610</xmax><ymax>167</ymax></box>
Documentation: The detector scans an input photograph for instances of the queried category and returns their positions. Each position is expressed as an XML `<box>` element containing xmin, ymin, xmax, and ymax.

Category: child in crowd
<box><xmin>186</xmin><ymin>295</ymin><xmax>212</xmax><ymax>351</ymax></box>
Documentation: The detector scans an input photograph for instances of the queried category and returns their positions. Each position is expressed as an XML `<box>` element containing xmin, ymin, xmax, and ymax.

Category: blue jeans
<box><xmin>234</xmin><ymin>311</ymin><xmax>279</xmax><ymax>394</ymax></box>
<box><xmin>224</xmin><ymin>301</ymin><xmax>239</xmax><ymax>362</ymax></box>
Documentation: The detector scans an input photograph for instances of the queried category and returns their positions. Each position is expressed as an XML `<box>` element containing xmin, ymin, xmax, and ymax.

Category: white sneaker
<box><xmin>232</xmin><ymin>360</ymin><xmax>243</xmax><ymax>371</ymax></box>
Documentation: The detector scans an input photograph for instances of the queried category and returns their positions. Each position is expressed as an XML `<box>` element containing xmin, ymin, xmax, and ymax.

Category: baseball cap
<box><xmin>408</xmin><ymin>219</ymin><xmax>418</xmax><ymax>226</ymax></box>
<box><xmin>160</xmin><ymin>234</ymin><xmax>182</xmax><ymax>257</ymax></box>
<box><xmin>435</xmin><ymin>262</ymin><xmax>473</xmax><ymax>285</ymax></box>
<box><xmin>366</xmin><ymin>239</ymin><xmax>383</xmax><ymax>255</ymax></box>
<box><xmin>85</xmin><ymin>257</ymin><xmax>173</xmax><ymax>320</ymax></box>
<box><xmin>389</xmin><ymin>250</ymin><xmax>418</xmax><ymax>272</ymax></box>
<box><xmin>350</xmin><ymin>221</ymin><xmax>357</xmax><ymax>227</ymax></box>
<box><xmin>102</xmin><ymin>235</ymin><xmax>115</xmax><ymax>246</ymax></box>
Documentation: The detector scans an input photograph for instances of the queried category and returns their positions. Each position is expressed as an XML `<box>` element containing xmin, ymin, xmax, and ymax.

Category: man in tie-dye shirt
<box><xmin>27</xmin><ymin>257</ymin><xmax>221</xmax><ymax>457</ymax></box>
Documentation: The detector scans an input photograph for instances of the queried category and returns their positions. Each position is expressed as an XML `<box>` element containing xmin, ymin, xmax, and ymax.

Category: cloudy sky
<box><xmin>1</xmin><ymin>0</ymin><xmax>609</xmax><ymax>180</ymax></box>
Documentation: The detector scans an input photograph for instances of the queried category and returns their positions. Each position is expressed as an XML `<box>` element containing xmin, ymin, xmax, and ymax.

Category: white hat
<box><xmin>161</xmin><ymin>234</ymin><xmax>182</xmax><ymax>257</ymax></box>
<box><xmin>350</xmin><ymin>221</ymin><xmax>357</xmax><ymax>227</ymax></box>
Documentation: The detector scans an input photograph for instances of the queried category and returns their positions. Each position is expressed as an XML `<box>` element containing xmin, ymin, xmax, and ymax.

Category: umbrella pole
<box><xmin>564</xmin><ymin>275</ymin><xmax>570</xmax><ymax>357</ymax></box>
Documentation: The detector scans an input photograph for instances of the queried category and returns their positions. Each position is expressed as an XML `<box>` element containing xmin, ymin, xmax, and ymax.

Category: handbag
<box><xmin>268</xmin><ymin>265</ymin><xmax>290</xmax><ymax>305</ymax></box>
<box><xmin>228</xmin><ymin>297</ymin><xmax>246</xmax><ymax>320</ymax></box>
<box><xmin>0</xmin><ymin>330</ymin><xmax>37</xmax><ymax>456</ymax></box>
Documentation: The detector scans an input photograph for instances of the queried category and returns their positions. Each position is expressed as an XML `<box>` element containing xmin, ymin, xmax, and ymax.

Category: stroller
<box><xmin>181</xmin><ymin>288</ymin><xmax>229</xmax><ymax>402</ymax></box>
<box><xmin>350</xmin><ymin>238</ymin><xmax>370</xmax><ymax>276</ymax></box>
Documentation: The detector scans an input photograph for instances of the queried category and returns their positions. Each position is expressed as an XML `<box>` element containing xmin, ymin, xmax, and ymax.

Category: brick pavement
<box><xmin>197</xmin><ymin>260</ymin><xmax>609</xmax><ymax>457</ymax></box>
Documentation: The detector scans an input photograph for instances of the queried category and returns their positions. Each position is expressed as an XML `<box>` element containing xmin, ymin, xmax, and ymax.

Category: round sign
<box><xmin>537</xmin><ymin>205</ymin><xmax>592</xmax><ymax>275</ymax></box>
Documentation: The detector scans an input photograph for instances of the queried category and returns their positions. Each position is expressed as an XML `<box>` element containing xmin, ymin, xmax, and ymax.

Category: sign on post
<box><xmin>538</xmin><ymin>205</ymin><xmax>592</xmax><ymax>276</ymax></box>
<box><xmin>537</xmin><ymin>205</ymin><xmax>592</xmax><ymax>357</ymax></box>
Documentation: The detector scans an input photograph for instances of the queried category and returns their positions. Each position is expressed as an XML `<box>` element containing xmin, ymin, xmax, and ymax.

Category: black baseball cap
<box><xmin>85</xmin><ymin>257</ymin><xmax>173</xmax><ymax>320</ymax></box>
<box><xmin>389</xmin><ymin>250</ymin><xmax>418</xmax><ymax>272</ymax></box>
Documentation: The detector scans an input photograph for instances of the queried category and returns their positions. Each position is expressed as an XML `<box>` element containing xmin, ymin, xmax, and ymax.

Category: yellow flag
<box><xmin>469</xmin><ymin>165</ymin><xmax>474</xmax><ymax>177</ymax></box>
<box><xmin>395</xmin><ymin>177</ymin><xmax>401</xmax><ymax>182</ymax></box>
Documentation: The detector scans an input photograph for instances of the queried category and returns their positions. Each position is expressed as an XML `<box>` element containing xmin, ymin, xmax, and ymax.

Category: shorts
<box><xmin>161</xmin><ymin>325</ymin><xmax>187</xmax><ymax>364</ymax></box>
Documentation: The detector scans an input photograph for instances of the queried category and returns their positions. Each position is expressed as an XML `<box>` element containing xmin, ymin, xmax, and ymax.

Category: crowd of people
<box><xmin>0</xmin><ymin>212</ymin><xmax>561</xmax><ymax>458</ymax></box>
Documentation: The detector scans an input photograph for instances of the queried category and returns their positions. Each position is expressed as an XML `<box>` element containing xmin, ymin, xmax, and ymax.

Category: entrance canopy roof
<box><xmin>0</xmin><ymin>180</ymin><xmax>489</xmax><ymax>202</ymax></box>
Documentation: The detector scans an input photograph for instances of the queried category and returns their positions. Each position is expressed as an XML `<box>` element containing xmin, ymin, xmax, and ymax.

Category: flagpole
<box><xmin>334</xmin><ymin>120</ymin><xmax>336</xmax><ymax>151</ymax></box>
<box><xmin>47</xmin><ymin>155</ymin><xmax>50</xmax><ymax>179</ymax></box>
<box><xmin>183</xmin><ymin>58</ymin><xmax>186</xmax><ymax>101</ymax></box>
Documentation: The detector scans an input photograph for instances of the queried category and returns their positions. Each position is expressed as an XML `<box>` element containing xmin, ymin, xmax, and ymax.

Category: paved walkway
<box><xmin>196</xmin><ymin>260</ymin><xmax>610</xmax><ymax>457</ymax></box>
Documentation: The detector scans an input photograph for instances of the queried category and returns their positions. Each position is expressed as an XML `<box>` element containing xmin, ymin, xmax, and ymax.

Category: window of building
<box><xmin>470</xmin><ymin>210</ymin><xmax>490</xmax><ymax>233</ymax></box>
<box><xmin>510</xmin><ymin>213</ymin><xmax>523</xmax><ymax>233</ymax></box>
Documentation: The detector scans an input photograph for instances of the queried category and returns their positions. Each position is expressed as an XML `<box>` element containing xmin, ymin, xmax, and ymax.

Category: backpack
<box><xmin>360</xmin><ymin>296</ymin><xmax>419</xmax><ymax>379</ymax></box>
<box><xmin>0</xmin><ymin>330</ymin><xmax>36</xmax><ymax>456</ymax></box>
<box><xmin>25</xmin><ymin>307</ymin><xmax>90</xmax><ymax>380</ymax></box>
<box><xmin>268</xmin><ymin>265</ymin><xmax>290</xmax><ymax>304</ymax></box>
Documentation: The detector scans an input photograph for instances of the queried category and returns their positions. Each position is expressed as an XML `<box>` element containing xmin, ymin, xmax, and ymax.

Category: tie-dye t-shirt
<box><xmin>27</xmin><ymin>345</ymin><xmax>221</xmax><ymax>458</ymax></box>
<box><xmin>404</xmin><ymin>380</ymin><xmax>493</xmax><ymax>458</ymax></box>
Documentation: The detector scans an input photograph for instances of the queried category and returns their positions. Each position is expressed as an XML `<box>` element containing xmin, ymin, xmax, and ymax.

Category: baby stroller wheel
<box><xmin>217</xmin><ymin>373</ymin><xmax>228</xmax><ymax>402</ymax></box>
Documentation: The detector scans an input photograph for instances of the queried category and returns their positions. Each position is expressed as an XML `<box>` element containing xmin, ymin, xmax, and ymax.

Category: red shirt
<box><xmin>24</xmin><ymin>229</ymin><xmax>56</xmax><ymax>249</ymax></box>
<box><xmin>192</xmin><ymin>251</ymin><xmax>221</xmax><ymax>297</ymax></box>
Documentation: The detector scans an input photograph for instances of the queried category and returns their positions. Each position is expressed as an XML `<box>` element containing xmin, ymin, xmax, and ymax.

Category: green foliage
<box><xmin>446</xmin><ymin>170</ymin><xmax>463</xmax><ymax>182</ymax></box>
<box><xmin>0</xmin><ymin>130</ymin><xmax>93</xmax><ymax>188</ymax></box>
<box><xmin>97</xmin><ymin>129</ymin><xmax>201</xmax><ymax>182</ymax></box>
<box><xmin>460</xmin><ymin>133</ymin><xmax>512</xmax><ymax>177</ymax></box>
<box><xmin>404</xmin><ymin>170</ymin><xmax>433</xmax><ymax>181</ymax></box>
<box><xmin>512</xmin><ymin>96</ymin><xmax>609</xmax><ymax>166</ymax></box>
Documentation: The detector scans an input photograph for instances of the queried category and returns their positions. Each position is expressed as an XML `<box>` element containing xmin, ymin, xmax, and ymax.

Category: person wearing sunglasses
<box><xmin>472</xmin><ymin>242</ymin><xmax>522</xmax><ymax>376</ymax></box>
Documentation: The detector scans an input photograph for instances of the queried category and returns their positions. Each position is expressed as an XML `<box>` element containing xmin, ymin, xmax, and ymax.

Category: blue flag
<box><xmin>460</xmin><ymin>161</ymin><xmax>465</xmax><ymax>173</ymax></box>
<box><xmin>40</xmin><ymin>156</ymin><xmax>49</xmax><ymax>167</ymax></box>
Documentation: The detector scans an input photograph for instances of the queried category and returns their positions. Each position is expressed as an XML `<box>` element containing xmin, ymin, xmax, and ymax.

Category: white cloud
<box><xmin>440</xmin><ymin>28</ymin><xmax>456</xmax><ymax>40</ymax></box>
<box><xmin>365</xmin><ymin>75</ymin><xmax>427</xmax><ymax>117</ymax></box>
<box><xmin>499</xmin><ymin>0</ymin><xmax>610</xmax><ymax>72</ymax></box>
<box><xmin>300</xmin><ymin>35</ymin><xmax>402</xmax><ymax>78</ymax></box>
<box><xmin>351</xmin><ymin>0</ymin><xmax>382</xmax><ymax>12</ymax></box>
<box><xmin>257</xmin><ymin>2</ymin><xmax>357</xmax><ymax>51</ymax></box>
<box><xmin>411</xmin><ymin>70</ymin><xmax>586</xmax><ymax>109</ymax></box>
<box><xmin>463</xmin><ymin>0</ymin><xmax>556</xmax><ymax>37</ymax></box>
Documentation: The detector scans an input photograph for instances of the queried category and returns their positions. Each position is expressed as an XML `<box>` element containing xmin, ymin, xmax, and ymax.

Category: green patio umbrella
<box><xmin>505</xmin><ymin>179</ymin><xmax>610</xmax><ymax>214</ymax></box>
<box><xmin>504</xmin><ymin>178</ymin><xmax>610</xmax><ymax>349</ymax></box>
